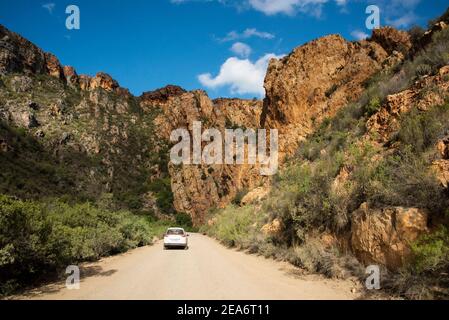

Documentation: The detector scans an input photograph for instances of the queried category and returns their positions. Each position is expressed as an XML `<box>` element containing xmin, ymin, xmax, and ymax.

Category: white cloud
<box><xmin>243</xmin><ymin>28</ymin><xmax>275</xmax><ymax>39</ymax></box>
<box><xmin>334</xmin><ymin>0</ymin><xmax>347</xmax><ymax>5</ymax></box>
<box><xmin>350</xmin><ymin>30</ymin><xmax>369</xmax><ymax>40</ymax></box>
<box><xmin>248</xmin><ymin>0</ymin><xmax>340</xmax><ymax>16</ymax></box>
<box><xmin>230</xmin><ymin>42</ymin><xmax>252</xmax><ymax>58</ymax></box>
<box><xmin>171</xmin><ymin>0</ymin><xmax>347</xmax><ymax>17</ymax></box>
<box><xmin>248</xmin><ymin>0</ymin><xmax>301</xmax><ymax>15</ymax></box>
<box><xmin>198</xmin><ymin>53</ymin><xmax>284</xmax><ymax>96</ymax></box>
<box><xmin>219</xmin><ymin>28</ymin><xmax>275</xmax><ymax>42</ymax></box>
<box><xmin>42</xmin><ymin>3</ymin><xmax>55</xmax><ymax>14</ymax></box>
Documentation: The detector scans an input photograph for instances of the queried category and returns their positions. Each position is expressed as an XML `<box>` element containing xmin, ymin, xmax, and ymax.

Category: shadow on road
<box><xmin>13</xmin><ymin>265</ymin><xmax>118</xmax><ymax>299</ymax></box>
<box><xmin>81</xmin><ymin>265</ymin><xmax>118</xmax><ymax>278</ymax></box>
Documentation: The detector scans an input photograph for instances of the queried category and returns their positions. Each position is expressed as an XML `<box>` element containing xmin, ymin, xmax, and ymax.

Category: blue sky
<box><xmin>0</xmin><ymin>0</ymin><xmax>447</xmax><ymax>98</ymax></box>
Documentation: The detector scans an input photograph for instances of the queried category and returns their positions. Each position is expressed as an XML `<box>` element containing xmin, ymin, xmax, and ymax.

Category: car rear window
<box><xmin>166</xmin><ymin>229</ymin><xmax>184</xmax><ymax>235</ymax></box>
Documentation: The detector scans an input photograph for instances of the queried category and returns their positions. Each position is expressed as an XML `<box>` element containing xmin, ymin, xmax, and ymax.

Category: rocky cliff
<box><xmin>0</xmin><ymin>24</ymin><xmax>168</xmax><ymax>212</ymax></box>
<box><xmin>140</xmin><ymin>88</ymin><xmax>264</xmax><ymax>222</ymax></box>
<box><xmin>143</xmin><ymin>27</ymin><xmax>413</xmax><ymax>222</ymax></box>
<box><xmin>0</xmin><ymin>24</ymin><xmax>265</xmax><ymax>222</ymax></box>
<box><xmin>0</xmin><ymin>22</ymin><xmax>430</xmax><ymax>224</ymax></box>
<box><xmin>261</xmin><ymin>29</ymin><xmax>411</xmax><ymax>158</ymax></box>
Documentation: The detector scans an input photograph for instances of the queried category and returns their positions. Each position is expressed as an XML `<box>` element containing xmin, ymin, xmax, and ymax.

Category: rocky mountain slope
<box><xmin>0</xmin><ymin>24</ymin><xmax>262</xmax><ymax>220</ymax></box>
<box><xmin>0</xmin><ymin>21</ymin><xmax>421</xmax><ymax>224</ymax></box>
<box><xmin>143</xmin><ymin>26</ymin><xmax>416</xmax><ymax>222</ymax></box>
<box><xmin>204</xmin><ymin>10</ymin><xmax>449</xmax><ymax>299</ymax></box>
<box><xmin>1</xmin><ymin>6</ymin><xmax>449</xmax><ymax>298</ymax></box>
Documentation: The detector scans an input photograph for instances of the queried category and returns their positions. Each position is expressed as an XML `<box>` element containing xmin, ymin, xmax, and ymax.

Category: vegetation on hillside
<box><xmin>0</xmin><ymin>67</ymin><xmax>186</xmax><ymax>296</ymax></box>
<box><xmin>202</xmin><ymin>24</ymin><xmax>449</xmax><ymax>299</ymax></box>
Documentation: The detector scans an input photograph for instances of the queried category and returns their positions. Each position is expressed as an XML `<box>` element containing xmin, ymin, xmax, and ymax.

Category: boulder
<box><xmin>437</xmin><ymin>136</ymin><xmax>449</xmax><ymax>159</ymax></box>
<box><xmin>261</xmin><ymin>218</ymin><xmax>283</xmax><ymax>237</ymax></box>
<box><xmin>240</xmin><ymin>186</ymin><xmax>270</xmax><ymax>205</ymax></box>
<box><xmin>432</xmin><ymin>159</ymin><xmax>449</xmax><ymax>188</ymax></box>
<box><xmin>351</xmin><ymin>203</ymin><xmax>428</xmax><ymax>270</ymax></box>
<box><xmin>9</xmin><ymin>110</ymin><xmax>39</xmax><ymax>128</ymax></box>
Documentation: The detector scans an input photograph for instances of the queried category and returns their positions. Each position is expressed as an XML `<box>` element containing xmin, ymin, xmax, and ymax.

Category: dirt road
<box><xmin>18</xmin><ymin>234</ymin><xmax>360</xmax><ymax>300</ymax></box>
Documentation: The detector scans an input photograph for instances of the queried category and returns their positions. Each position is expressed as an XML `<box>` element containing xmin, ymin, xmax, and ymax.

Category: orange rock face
<box><xmin>261</xmin><ymin>34</ymin><xmax>391</xmax><ymax>158</ymax></box>
<box><xmin>366</xmin><ymin>66</ymin><xmax>449</xmax><ymax>144</ymax></box>
<box><xmin>139</xmin><ymin>30</ymin><xmax>418</xmax><ymax>223</ymax></box>
<box><xmin>140</xmin><ymin>87</ymin><xmax>265</xmax><ymax>224</ymax></box>
<box><xmin>63</xmin><ymin>66</ymin><xmax>79</xmax><ymax>86</ymax></box>
<box><xmin>351</xmin><ymin>203</ymin><xmax>428</xmax><ymax>270</ymax></box>
<box><xmin>370</xmin><ymin>27</ymin><xmax>412</xmax><ymax>55</ymax></box>
<box><xmin>90</xmin><ymin>72</ymin><xmax>119</xmax><ymax>92</ymax></box>
<box><xmin>44</xmin><ymin>53</ymin><xmax>64</xmax><ymax>79</ymax></box>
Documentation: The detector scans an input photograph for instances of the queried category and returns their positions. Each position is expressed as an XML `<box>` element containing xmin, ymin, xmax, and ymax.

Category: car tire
<box><xmin>184</xmin><ymin>245</ymin><xmax>189</xmax><ymax>250</ymax></box>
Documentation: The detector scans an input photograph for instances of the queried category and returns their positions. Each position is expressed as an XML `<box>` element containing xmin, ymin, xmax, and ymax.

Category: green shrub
<box><xmin>364</xmin><ymin>96</ymin><xmax>381</xmax><ymax>116</ymax></box>
<box><xmin>205</xmin><ymin>205</ymin><xmax>259</xmax><ymax>248</ymax></box>
<box><xmin>175</xmin><ymin>212</ymin><xmax>195</xmax><ymax>230</ymax></box>
<box><xmin>397</xmin><ymin>103</ymin><xmax>449</xmax><ymax>153</ymax></box>
<box><xmin>403</xmin><ymin>26</ymin><xmax>449</xmax><ymax>79</ymax></box>
<box><xmin>147</xmin><ymin>178</ymin><xmax>175</xmax><ymax>213</ymax></box>
<box><xmin>366</xmin><ymin>148</ymin><xmax>444</xmax><ymax>213</ymax></box>
<box><xmin>0</xmin><ymin>195</ymin><xmax>153</xmax><ymax>295</ymax></box>
<box><xmin>415</xmin><ymin>64</ymin><xmax>433</xmax><ymax>77</ymax></box>
<box><xmin>232</xmin><ymin>188</ymin><xmax>249</xmax><ymax>206</ymax></box>
<box><xmin>411</xmin><ymin>226</ymin><xmax>449</xmax><ymax>273</ymax></box>
<box><xmin>384</xmin><ymin>226</ymin><xmax>449</xmax><ymax>300</ymax></box>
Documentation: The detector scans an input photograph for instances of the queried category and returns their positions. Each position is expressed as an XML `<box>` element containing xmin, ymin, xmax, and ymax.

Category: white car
<box><xmin>163</xmin><ymin>227</ymin><xmax>189</xmax><ymax>249</ymax></box>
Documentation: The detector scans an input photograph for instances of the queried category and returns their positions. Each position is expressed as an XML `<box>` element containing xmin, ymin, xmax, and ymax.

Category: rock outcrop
<box><xmin>366</xmin><ymin>65</ymin><xmax>449</xmax><ymax>144</ymax></box>
<box><xmin>261</xmin><ymin>33</ymin><xmax>395</xmax><ymax>157</ymax></box>
<box><xmin>351</xmin><ymin>203</ymin><xmax>429</xmax><ymax>270</ymax></box>
<box><xmin>0</xmin><ymin>25</ymin><xmax>47</xmax><ymax>75</ymax></box>
<box><xmin>140</xmin><ymin>87</ymin><xmax>264</xmax><ymax>223</ymax></box>
<box><xmin>62</xmin><ymin>66</ymin><xmax>78</xmax><ymax>86</ymax></box>
<box><xmin>44</xmin><ymin>53</ymin><xmax>64</xmax><ymax>80</ymax></box>
<box><xmin>261</xmin><ymin>218</ymin><xmax>283</xmax><ymax>237</ymax></box>
<box><xmin>0</xmin><ymin>24</ymin><xmax>126</xmax><ymax>95</ymax></box>
<box><xmin>369</xmin><ymin>27</ymin><xmax>412</xmax><ymax>55</ymax></box>
<box><xmin>240</xmin><ymin>186</ymin><xmax>270</xmax><ymax>206</ymax></box>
